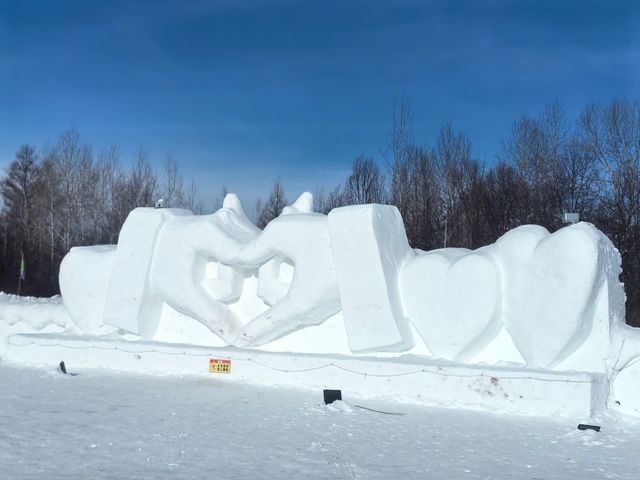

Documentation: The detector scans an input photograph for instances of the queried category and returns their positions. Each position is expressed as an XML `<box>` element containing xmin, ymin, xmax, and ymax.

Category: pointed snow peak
<box><xmin>293</xmin><ymin>192</ymin><xmax>314</xmax><ymax>212</ymax></box>
<box><xmin>219</xmin><ymin>192</ymin><xmax>260</xmax><ymax>233</ymax></box>
<box><xmin>282</xmin><ymin>192</ymin><xmax>314</xmax><ymax>215</ymax></box>
<box><xmin>222</xmin><ymin>193</ymin><xmax>243</xmax><ymax>213</ymax></box>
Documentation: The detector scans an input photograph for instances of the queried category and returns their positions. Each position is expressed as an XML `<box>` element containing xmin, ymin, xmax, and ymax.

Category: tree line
<box><xmin>2</xmin><ymin>98</ymin><xmax>639</xmax><ymax>326</ymax></box>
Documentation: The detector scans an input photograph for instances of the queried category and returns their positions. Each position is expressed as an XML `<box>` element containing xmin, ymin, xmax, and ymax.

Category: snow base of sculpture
<box><xmin>3</xmin><ymin>333</ymin><xmax>607</xmax><ymax>419</ymax></box>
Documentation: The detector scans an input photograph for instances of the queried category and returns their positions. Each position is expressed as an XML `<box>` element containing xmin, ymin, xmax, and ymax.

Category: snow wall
<box><xmin>0</xmin><ymin>293</ymin><xmax>73</xmax><ymax>356</ymax></box>
<box><xmin>3</xmin><ymin>191</ymin><xmax>640</xmax><ymax>415</ymax></box>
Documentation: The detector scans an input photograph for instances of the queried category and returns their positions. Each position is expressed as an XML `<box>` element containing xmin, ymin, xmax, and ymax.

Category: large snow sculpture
<box><xmin>495</xmin><ymin>224</ymin><xmax>622</xmax><ymax>368</ymax></box>
<box><xmin>101</xmin><ymin>207</ymin><xmax>193</xmax><ymax>338</ymax></box>
<box><xmin>148</xmin><ymin>193</ymin><xmax>266</xmax><ymax>343</ymax></box>
<box><xmin>59</xmin><ymin>245</ymin><xmax>116</xmax><ymax>334</ymax></box>
<box><xmin>400</xmin><ymin>247</ymin><xmax>502</xmax><ymax>362</ymax></box>
<box><xmin>327</xmin><ymin>205</ymin><xmax>414</xmax><ymax>353</ymax></box>
<box><xmin>230</xmin><ymin>197</ymin><xmax>342</xmax><ymax>347</ymax></box>
<box><xmin>61</xmin><ymin>193</ymin><xmax>342</xmax><ymax>346</ymax></box>
<box><xmin>59</xmin><ymin>191</ymin><xmax>633</xmax><ymax>379</ymax></box>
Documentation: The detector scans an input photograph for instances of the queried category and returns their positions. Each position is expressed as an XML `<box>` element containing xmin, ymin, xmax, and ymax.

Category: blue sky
<box><xmin>1</xmin><ymin>0</ymin><xmax>639</xmax><ymax>203</ymax></box>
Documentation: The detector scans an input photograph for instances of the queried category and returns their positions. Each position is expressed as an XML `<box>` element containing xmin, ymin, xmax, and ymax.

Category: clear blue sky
<box><xmin>1</xmin><ymin>0</ymin><xmax>639</xmax><ymax>204</ymax></box>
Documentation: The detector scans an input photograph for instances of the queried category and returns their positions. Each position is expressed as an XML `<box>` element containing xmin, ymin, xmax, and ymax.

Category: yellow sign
<box><xmin>209</xmin><ymin>359</ymin><xmax>231</xmax><ymax>374</ymax></box>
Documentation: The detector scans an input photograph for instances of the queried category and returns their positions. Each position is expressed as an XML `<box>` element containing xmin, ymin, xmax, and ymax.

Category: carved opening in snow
<box><xmin>257</xmin><ymin>256</ymin><xmax>295</xmax><ymax>306</ymax></box>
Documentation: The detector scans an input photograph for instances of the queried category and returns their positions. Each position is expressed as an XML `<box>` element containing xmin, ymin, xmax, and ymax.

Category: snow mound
<box><xmin>0</xmin><ymin>292</ymin><xmax>73</xmax><ymax>355</ymax></box>
<box><xmin>0</xmin><ymin>292</ymin><xmax>71</xmax><ymax>330</ymax></box>
<box><xmin>324</xmin><ymin>400</ymin><xmax>354</xmax><ymax>413</ymax></box>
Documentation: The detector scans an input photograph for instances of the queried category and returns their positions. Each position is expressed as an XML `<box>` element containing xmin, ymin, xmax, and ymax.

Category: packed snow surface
<box><xmin>1</xmin><ymin>364</ymin><xmax>639</xmax><ymax>479</ymax></box>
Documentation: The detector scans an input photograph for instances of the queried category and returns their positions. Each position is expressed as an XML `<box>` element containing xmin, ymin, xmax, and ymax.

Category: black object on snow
<box><xmin>323</xmin><ymin>389</ymin><xmax>342</xmax><ymax>404</ymax></box>
<box><xmin>577</xmin><ymin>424</ymin><xmax>601</xmax><ymax>432</ymax></box>
<box><xmin>59</xmin><ymin>361</ymin><xmax>78</xmax><ymax>376</ymax></box>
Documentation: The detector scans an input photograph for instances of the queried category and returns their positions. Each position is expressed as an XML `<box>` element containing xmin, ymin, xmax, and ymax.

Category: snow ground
<box><xmin>1</xmin><ymin>364</ymin><xmax>639</xmax><ymax>480</ymax></box>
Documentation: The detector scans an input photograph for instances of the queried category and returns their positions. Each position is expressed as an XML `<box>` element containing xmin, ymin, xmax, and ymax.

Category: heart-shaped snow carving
<box><xmin>399</xmin><ymin>248</ymin><xmax>502</xmax><ymax>361</ymax></box>
<box><xmin>496</xmin><ymin>225</ymin><xmax>601</xmax><ymax>367</ymax></box>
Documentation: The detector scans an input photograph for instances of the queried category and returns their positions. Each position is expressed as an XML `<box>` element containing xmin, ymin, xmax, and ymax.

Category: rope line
<box><xmin>5</xmin><ymin>338</ymin><xmax>595</xmax><ymax>384</ymax></box>
<box><xmin>353</xmin><ymin>404</ymin><xmax>406</xmax><ymax>416</ymax></box>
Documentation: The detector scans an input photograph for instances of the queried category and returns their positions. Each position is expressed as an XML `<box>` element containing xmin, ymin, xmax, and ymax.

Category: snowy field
<box><xmin>1</xmin><ymin>364</ymin><xmax>639</xmax><ymax>479</ymax></box>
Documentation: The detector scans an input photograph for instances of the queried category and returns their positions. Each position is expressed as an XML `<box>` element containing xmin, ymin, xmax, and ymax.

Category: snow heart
<box><xmin>399</xmin><ymin>248</ymin><xmax>502</xmax><ymax>361</ymax></box>
<box><xmin>178</xmin><ymin>192</ymin><xmax>342</xmax><ymax>348</ymax></box>
<box><xmin>496</xmin><ymin>225</ymin><xmax>603</xmax><ymax>368</ymax></box>
<box><xmin>231</xmin><ymin>212</ymin><xmax>342</xmax><ymax>347</ymax></box>
<box><xmin>148</xmin><ymin>193</ymin><xmax>342</xmax><ymax>347</ymax></box>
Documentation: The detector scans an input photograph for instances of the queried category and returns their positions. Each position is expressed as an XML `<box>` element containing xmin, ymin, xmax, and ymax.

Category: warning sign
<box><xmin>209</xmin><ymin>359</ymin><xmax>231</xmax><ymax>374</ymax></box>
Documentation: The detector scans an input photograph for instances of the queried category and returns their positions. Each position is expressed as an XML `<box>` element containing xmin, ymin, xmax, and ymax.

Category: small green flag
<box><xmin>19</xmin><ymin>253</ymin><xmax>26</xmax><ymax>281</ymax></box>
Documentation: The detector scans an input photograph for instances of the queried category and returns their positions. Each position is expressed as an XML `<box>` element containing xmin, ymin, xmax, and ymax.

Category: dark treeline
<box><xmin>2</xmin><ymin>99</ymin><xmax>640</xmax><ymax>326</ymax></box>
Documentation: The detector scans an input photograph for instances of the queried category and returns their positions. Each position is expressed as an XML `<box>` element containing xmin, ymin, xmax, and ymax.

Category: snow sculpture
<box><xmin>328</xmin><ymin>205</ymin><xmax>414</xmax><ymax>353</ymax></box>
<box><xmin>399</xmin><ymin>222</ymin><xmax>626</xmax><ymax>368</ymax></box>
<box><xmin>495</xmin><ymin>224</ymin><xmax>622</xmax><ymax>368</ymax></box>
<box><xmin>58</xmin><ymin>191</ymin><xmax>632</xmax><ymax>378</ymax></box>
<box><xmin>228</xmin><ymin>196</ymin><xmax>342</xmax><ymax>347</ymax></box>
<box><xmin>256</xmin><ymin>192</ymin><xmax>313</xmax><ymax>307</ymax></box>
<box><xmin>59</xmin><ymin>245</ymin><xmax>116</xmax><ymax>334</ymax></box>
<box><xmin>61</xmin><ymin>193</ymin><xmax>342</xmax><ymax>346</ymax></box>
<box><xmin>102</xmin><ymin>207</ymin><xmax>193</xmax><ymax>338</ymax></box>
<box><xmin>148</xmin><ymin>194</ymin><xmax>262</xmax><ymax>343</ymax></box>
<box><xmin>400</xmin><ymin>247</ymin><xmax>502</xmax><ymax>361</ymax></box>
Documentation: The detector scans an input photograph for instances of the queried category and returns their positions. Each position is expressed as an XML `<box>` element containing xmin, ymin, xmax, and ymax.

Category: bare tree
<box><xmin>161</xmin><ymin>154</ymin><xmax>184</xmax><ymax>208</ymax></box>
<box><xmin>314</xmin><ymin>184</ymin><xmax>345</xmax><ymax>214</ymax></box>
<box><xmin>53</xmin><ymin>130</ymin><xmax>97</xmax><ymax>252</ymax></box>
<box><xmin>434</xmin><ymin>123</ymin><xmax>474</xmax><ymax>247</ymax></box>
<box><xmin>184</xmin><ymin>178</ymin><xmax>204</xmax><ymax>213</ymax></box>
<box><xmin>343</xmin><ymin>155</ymin><xmax>387</xmax><ymax>205</ymax></box>
<box><xmin>96</xmin><ymin>146</ymin><xmax>125</xmax><ymax>244</ymax></box>
<box><xmin>128</xmin><ymin>149</ymin><xmax>157</xmax><ymax>208</ymax></box>
<box><xmin>257</xmin><ymin>178</ymin><xmax>287</xmax><ymax>228</ymax></box>
<box><xmin>402</xmin><ymin>145</ymin><xmax>440</xmax><ymax>250</ymax></box>
<box><xmin>211</xmin><ymin>185</ymin><xmax>229</xmax><ymax>212</ymax></box>
<box><xmin>559</xmin><ymin>137</ymin><xmax>600</xmax><ymax>216</ymax></box>
<box><xmin>0</xmin><ymin>145</ymin><xmax>40</xmax><ymax>266</ymax></box>
<box><xmin>580</xmin><ymin>99</ymin><xmax>640</xmax><ymax>325</ymax></box>
<box><xmin>387</xmin><ymin>93</ymin><xmax>414</xmax><ymax>218</ymax></box>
